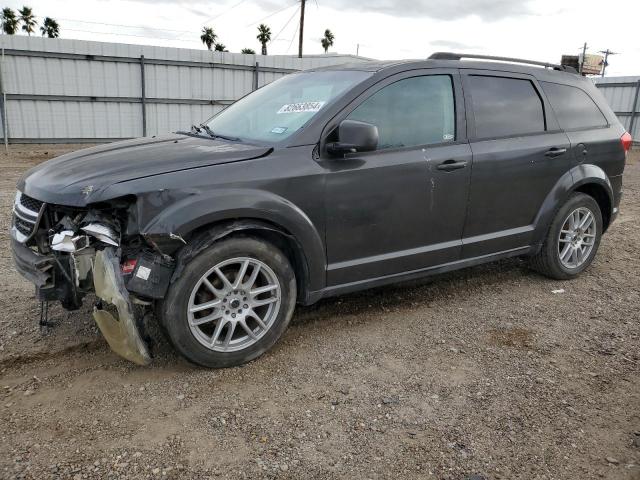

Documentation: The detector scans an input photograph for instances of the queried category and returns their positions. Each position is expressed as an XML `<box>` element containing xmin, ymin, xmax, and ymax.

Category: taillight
<box><xmin>621</xmin><ymin>132</ymin><xmax>632</xmax><ymax>153</ymax></box>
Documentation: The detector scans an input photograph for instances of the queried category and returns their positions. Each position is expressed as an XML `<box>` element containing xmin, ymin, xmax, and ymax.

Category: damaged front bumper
<box><xmin>11</xmin><ymin>239</ymin><xmax>152</xmax><ymax>365</ymax></box>
<box><xmin>11</xmin><ymin>238</ymin><xmax>55</xmax><ymax>290</ymax></box>
<box><xmin>10</xmin><ymin>191</ymin><xmax>178</xmax><ymax>365</ymax></box>
<box><xmin>11</xmin><ymin>239</ymin><xmax>172</xmax><ymax>367</ymax></box>
<box><xmin>93</xmin><ymin>248</ymin><xmax>151</xmax><ymax>366</ymax></box>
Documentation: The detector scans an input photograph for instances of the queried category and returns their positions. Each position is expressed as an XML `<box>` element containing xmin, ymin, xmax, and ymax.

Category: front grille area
<box><xmin>13</xmin><ymin>215</ymin><xmax>34</xmax><ymax>236</ymax></box>
<box><xmin>20</xmin><ymin>193</ymin><xmax>44</xmax><ymax>212</ymax></box>
<box><xmin>11</xmin><ymin>191</ymin><xmax>45</xmax><ymax>242</ymax></box>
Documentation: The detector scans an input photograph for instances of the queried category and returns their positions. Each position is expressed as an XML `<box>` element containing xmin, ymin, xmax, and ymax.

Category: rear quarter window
<box><xmin>468</xmin><ymin>75</ymin><xmax>546</xmax><ymax>139</ymax></box>
<box><xmin>541</xmin><ymin>82</ymin><xmax>608</xmax><ymax>130</ymax></box>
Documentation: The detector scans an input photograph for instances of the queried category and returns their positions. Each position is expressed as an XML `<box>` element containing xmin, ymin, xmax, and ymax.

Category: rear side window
<box><xmin>346</xmin><ymin>75</ymin><xmax>455</xmax><ymax>150</ymax></box>
<box><xmin>541</xmin><ymin>82</ymin><xmax>608</xmax><ymax>130</ymax></box>
<box><xmin>468</xmin><ymin>75</ymin><xmax>545</xmax><ymax>139</ymax></box>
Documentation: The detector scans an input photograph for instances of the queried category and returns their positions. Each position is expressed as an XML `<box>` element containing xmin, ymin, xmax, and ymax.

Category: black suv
<box><xmin>11</xmin><ymin>53</ymin><xmax>631</xmax><ymax>368</ymax></box>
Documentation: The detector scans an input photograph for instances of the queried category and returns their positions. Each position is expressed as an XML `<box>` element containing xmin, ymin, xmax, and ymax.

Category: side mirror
<box><xmin>327</xmin><ymin>120</ymin><xmax>378</xmax><ymax>156</ymax></box>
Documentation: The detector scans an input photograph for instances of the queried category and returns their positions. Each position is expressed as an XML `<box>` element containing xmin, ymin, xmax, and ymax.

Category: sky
<box><xmin>3</xmin><ymin>0</ymin><xmax>639</xmax><ymax>76</ymax></box>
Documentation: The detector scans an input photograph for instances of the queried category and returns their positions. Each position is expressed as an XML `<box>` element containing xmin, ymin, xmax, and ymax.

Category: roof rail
<box><xmin>428</xmin><ymin>52</ymin><xmax>578</xmax><ymax>73</ymax></box>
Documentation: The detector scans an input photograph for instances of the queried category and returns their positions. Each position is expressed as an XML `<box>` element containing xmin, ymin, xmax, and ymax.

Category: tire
<box><xmin>529</xmin><ymin>192</ymin><xmax>603</xmax><ymax>280</ymax></box>
<box><xmin>160</xmin><ymin>235</ymin><xmax>296</xmax><ymax>368</ymax></box>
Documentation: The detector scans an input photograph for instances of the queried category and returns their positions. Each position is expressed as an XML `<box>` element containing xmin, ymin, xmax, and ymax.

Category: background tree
<box><xmin>321</xmin><ymin>29</ymin><xmax>334</xmax><ymax>54</ymax></box>
<box><xmin>40</xmin><ymin>17</ymin><xmax>60</xmax><ymax>38</ymax></box>
<box><xmin>200</xmin><ymin>27</ymin><xmax>217</xmax><ymax>51</ymax></box>
<box><xmin>214</xmin><ymin>43</ymin><xmax>228</xmax><ymax>52</ymax></box>
<box><xmin>256</xmin><ymin>24</ymin><xmax>271</xmax><ymax>55</ymax></box>
<box><xmin>18</xmin><ymin>6</ymin><xmax>36</xmax><ymax>36</ymax></box>
<box><xmin>241</xmin><ymin>48</ymin><xmax>255</xmax><ymax>54</ymax></box>
<box><xmin>1</xmin><ymin>7</ymin><xmax>19</xmax><ymax>34</ymax></box>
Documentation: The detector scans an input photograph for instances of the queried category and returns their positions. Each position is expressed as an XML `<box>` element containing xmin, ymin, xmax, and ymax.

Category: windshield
<box><xmin>205</xmin><ymin>70</ymin><xmax>371</xmax><ymax>143</ymax></box>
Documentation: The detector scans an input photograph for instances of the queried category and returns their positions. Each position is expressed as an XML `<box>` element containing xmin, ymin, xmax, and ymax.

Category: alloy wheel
<box><xmin>187</xmin><ymin>257</ymin><xmax>281</xmax><ymax>352</ymax></box>
<box><xmin>557</xmin><ymin>206</ymin><xmax>597</xmax><ymax>269</ymax></box>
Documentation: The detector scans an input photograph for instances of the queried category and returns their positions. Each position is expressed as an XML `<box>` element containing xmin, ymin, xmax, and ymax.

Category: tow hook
<box><xmin>92</xmin><ymin>247</ymin><xmax>152</xmax><ymax>365</ymax></box>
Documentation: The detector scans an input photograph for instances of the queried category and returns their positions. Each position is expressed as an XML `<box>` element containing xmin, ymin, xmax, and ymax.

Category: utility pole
<box><xmin>599</xmin><ymin>49</ymin><xmax>619</xmax><ymax>77</ymax></box>
<box><xmin>298</xmin><ymin>0</ymin><xmax>306</xmax><ymax>58</ymax></box>
<box><xmin>579</xmin><ymin>42</ymin><xmax>588</xmax><ymax>75</ymax></box>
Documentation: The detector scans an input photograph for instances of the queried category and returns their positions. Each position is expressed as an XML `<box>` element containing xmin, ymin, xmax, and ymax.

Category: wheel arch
<box><xmin>532</xmin><ymin>164</ymin><xmax>614</xmax><ymax>246</ymax></box>
<box><xmin>179</xmin><ymin>218</ymin><xmax>314</xmax><ymax>304</ymax></box>
<box><xmin>139</xmin><ymin>189</ymin><xmax>326</xmax><ymax>303</ymax></box>
<box><xmin>573</xmin><ymin>182</ymin><xmax>612</xmax><ymax>232</ymax></box>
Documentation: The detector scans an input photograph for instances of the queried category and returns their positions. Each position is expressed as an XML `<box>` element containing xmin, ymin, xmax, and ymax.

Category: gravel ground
<box><xmin>0</xmin><ymin>144</ymin><xmax>639</xmax><ymax>480</ymax></box>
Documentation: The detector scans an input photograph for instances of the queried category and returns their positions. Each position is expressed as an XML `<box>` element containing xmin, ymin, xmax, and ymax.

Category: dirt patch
<box><xmin>0</xmin><ymin>145</ymin><xmax>639</xmax><ymax>479</ymax></box>
<box><xmin>487</xmin><ymin>328</ymin><xmax>534</xmax><ymax>349</ymax></box>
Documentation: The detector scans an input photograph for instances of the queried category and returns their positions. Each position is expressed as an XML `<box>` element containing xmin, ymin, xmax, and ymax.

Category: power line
<box><xmin>286</xmin><ymin>20</ymin><xmax>299</xmax><ymax>54</ymax></box>
<box><xmin>272</xmin><ymin>5</ymin><xmax>301</xmax><ymax>43</ymax></box>
<box><xmin>174</xmin><ymin>0</ymin><xmax>251</xmax><ymax>41</ymax></box>
<box><xmin>201</xmin><ymin>0</ymin><xmax>249</xmax><ymax>25</ymax></box>
<box><xmin>42</xmin><ymin>16</ymin><xmax>193</xmax><ymax>35</ymax></box>
<box><xmin>62</xmin><ymin>27</ymin><xmax>196</xmax><ymax>43</ymax></box>
<box><xmin>246</xmin><ymin>1</ymin><xmax>299</xmax><ymax>27</ymax></box>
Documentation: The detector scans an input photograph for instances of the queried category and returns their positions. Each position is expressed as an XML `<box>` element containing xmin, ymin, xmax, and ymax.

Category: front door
<box><xmin>321</xmin><ymin>70</ymin><xmax>472</xmax><ymax>287</ymax></box>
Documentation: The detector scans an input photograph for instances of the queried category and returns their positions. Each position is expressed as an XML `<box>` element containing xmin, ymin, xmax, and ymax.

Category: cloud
<box><xmin>306</xmin><ymin>0</ymin><xmax>532</xmax><ymax>21</ymax></box>
<box><xmin>430</xmin><ymin>39</ymin><xmax>481</xmax><ymax>50</ymax></box>
<box><xmin>183</xmin><ymin>5</ymin><xmax>213</xmax><ymax>17</ymax></box>
<box><xmin>113</xmin><ymin>0</ymin><xmax>533</xmax><ymax>21</ymax></box>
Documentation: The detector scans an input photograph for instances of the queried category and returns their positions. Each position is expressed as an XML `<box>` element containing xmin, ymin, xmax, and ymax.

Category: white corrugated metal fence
<box><xmin>0</xmin><ymin>36</ymin><xmax>370</xmax><ymax>143</ymax></box>
<box><xmin>594</xmin><ymin>76</ymin><xmax>640</xmax><ymax>144</ymax></box>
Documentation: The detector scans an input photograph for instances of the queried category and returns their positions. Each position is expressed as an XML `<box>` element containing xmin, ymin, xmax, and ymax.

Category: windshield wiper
<box><xmin>199</xmin><ymin>123</ymin><xmax>240</xmax><ymax>142</ymax></box>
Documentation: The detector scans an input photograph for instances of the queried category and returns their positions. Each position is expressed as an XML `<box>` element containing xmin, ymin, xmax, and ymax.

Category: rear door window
<box><xmin>468</xmin><ymin>75</ymin><xmax>545</xmax><ymax>139</ymax></box>
<box><xmin>541</xmin><ymin>82</ymin><xmax>608</xmax><ymax>130</ymax></box>
<box><xmin>346</xmin><ymin>75</ymin><xmax>456</xmax><ymax>150</ymax></box>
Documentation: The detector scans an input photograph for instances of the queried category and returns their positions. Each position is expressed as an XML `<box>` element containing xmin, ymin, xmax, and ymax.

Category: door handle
<box><xmin>436</xmin><ymin>159</ymin><xmax>467</xmax><ymax>171</ymax></box>
<box><xmin>544</xmin><ymin>147</ymin><xmax>567</xmax><ymax>158</ymax></box>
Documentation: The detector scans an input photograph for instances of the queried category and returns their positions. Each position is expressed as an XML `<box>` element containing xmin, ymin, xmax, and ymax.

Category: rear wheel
<box><xmin>530</xmin><ymin>192</ymin><xmax>603</xmax><ymax>280</ymax></box>
<box><xmin>161</xmin><ymin>236</ymin><xmax>296</xmax><ymax>368</ymax></box>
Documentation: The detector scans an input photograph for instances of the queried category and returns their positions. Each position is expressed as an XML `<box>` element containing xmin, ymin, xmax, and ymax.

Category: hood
<box><xmin>18</xmin><ymin>133</ymin><xmax>272</xmax><ymax>206</ymax></box>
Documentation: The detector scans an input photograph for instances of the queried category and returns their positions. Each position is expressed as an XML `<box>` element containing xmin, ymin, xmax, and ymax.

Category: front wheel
<box><xmin>530</xmin><ymin>192</ymin><xmax>603</xmax><ymax>280</ymax></box>
<box><xmin>161</xmin><ymin>236</ymin><xmax>297</xmax><ymax>368</ymax></box>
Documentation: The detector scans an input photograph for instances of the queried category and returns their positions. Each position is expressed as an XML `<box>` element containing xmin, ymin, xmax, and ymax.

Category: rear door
<box><xmin>539</xmin><ymin>81</ymin><xmax>622</xmax><ymax>177</ymax></box>
<box><xmin>460</xmin><ymin>70</ymin><xmax>572</xmax><ymax>258</ymax></box>
<box><xmin>322</xmin><ymin>69</ymin><xmax>471</xmax><ymax>286</ymax></box>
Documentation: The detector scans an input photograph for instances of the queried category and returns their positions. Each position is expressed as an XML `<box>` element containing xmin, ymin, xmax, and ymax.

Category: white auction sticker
<box><xmin>277</xmin><ymin>101</ymin><xmax>325</xmax><ymax>114</ymax></box>
<box><xmin>135</xmin><ymin>265</ymin><xmax>151</xmax><ymax>281</ymax></box>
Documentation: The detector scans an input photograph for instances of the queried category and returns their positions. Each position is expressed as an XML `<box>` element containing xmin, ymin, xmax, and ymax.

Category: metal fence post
<box><xmin>253</xmin><ymin>62</ymin><xmax>259</xmax><ymax>91</ymax></box>
<box><xmin>628</xmin><ymin>80</ymin><xmax>640</xmax><ymax>142</ymax></box>
<box><xmin>0</xmin><ymin>48</ymin><xmax>8</xmax><ymax>152</ymax></box>
<box><xmin>140</xmin><ymin>55</ymin><xmax>147</xmax><ymax>137</ymax></box>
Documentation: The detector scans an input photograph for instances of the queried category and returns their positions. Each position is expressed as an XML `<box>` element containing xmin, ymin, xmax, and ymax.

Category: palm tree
<box><xmin>1</xmin><ymin>8</ymin><xmax>19</xmax><ymax>34</ymax></box>
<box><xmin>214</xmin><ymin>43</ymin><xmax>228</xmax><ymax>52</ymax></box>
<box><xmin>200</xmin><ymin>27</ymin><xmax>217</xmax><ymax>51</ymax></box>
<box><xmin>18</xmin><ymin>6</ymin><xmax>37</xmax><ymax>36</ymax></box>
<box><xmin>241</xmin><ymin>48</ymin><xmax>255</xmax><ymax>54</ymax></box>
<box><xmin>256</xmin><ymin>24</ymin><xmax>271</xmax><ymax>56</ymax></box>
<box><xmin>321</xmin><ymin>29</ymin><xmax>335</xmax><ymax>54</ymax></box>
<box><xmin>40</xmin><ymin>17</ymin><xmax>60</xmax><ymax>38</ymax></box>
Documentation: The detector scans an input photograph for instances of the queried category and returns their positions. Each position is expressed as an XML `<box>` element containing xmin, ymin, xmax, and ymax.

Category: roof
<box><xmin>307</xmin><ymin>53</ymin><xmax>585</xmax><ymax>84</ymax></box>
<box><xmin>305</xmin><ymin>59</ymin><xmax>415</xmax><ymax>72</ymax></box>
